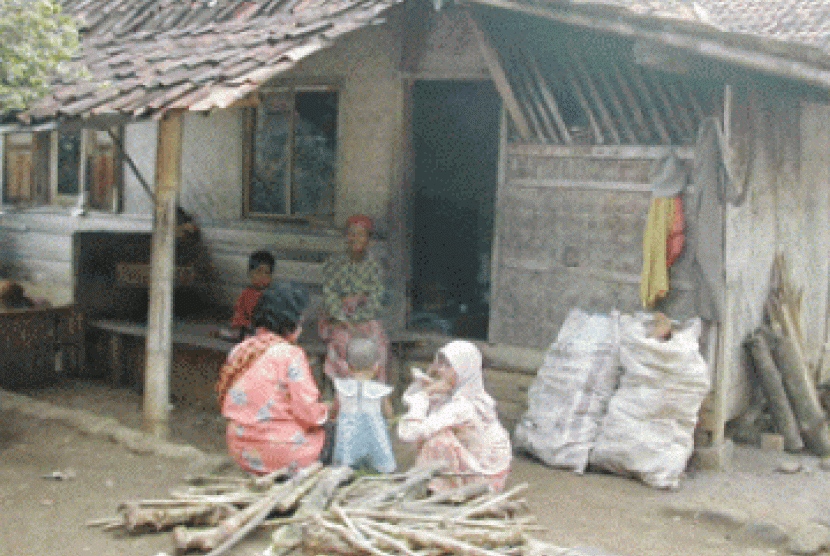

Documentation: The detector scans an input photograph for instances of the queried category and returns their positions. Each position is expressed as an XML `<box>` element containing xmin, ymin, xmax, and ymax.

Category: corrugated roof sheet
<box><xmin>15</xmin><ymin>0</ymin><xmax>400</xmax><ymax>123</ymax></box>
<box><xmin>523</xmin><ymin>0</ymin><xmax>830</xmax><ymax>56</ymax></box>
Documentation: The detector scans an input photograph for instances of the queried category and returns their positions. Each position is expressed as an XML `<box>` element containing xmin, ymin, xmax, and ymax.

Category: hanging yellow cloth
<box><xmin>640</xmin><ymin>197</ymin><xmax>676</xmax><ymax>308</ymax></box>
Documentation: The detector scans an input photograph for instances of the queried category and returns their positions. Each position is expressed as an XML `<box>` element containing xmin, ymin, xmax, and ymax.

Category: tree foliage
<box><xmin>0</xmin><ymin>0</ymin><xmax>79</xmax><ymax>111</ymax></box>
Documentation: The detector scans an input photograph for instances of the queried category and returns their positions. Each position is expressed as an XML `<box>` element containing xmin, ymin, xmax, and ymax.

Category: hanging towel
<box><xmin>640</xmin><ymin>196</ymin><xmax>685</xmax><ymax>308</ymax></box>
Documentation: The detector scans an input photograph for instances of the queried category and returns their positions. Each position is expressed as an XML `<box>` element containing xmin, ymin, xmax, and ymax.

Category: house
<box><xmin>2</xmin><ymin>0</ymin><xmax>830</xmax><ymax>465</ymax></box>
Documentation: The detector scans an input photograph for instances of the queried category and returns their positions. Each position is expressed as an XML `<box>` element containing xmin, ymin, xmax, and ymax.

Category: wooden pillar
<box><xmin>144</xmin><ymin>110</ymin><xmax>184</xmax><ymax>439</ymax></box>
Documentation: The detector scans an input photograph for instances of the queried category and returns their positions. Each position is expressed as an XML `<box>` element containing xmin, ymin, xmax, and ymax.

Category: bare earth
<box><xmin>2</xmin><ymin>379</ymin><xmax>829</xmax><ymax>556</ymax></box>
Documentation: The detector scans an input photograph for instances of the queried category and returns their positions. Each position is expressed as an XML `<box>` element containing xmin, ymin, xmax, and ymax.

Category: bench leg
<box><xmin>109</xmin><ymin>333</ymin><xmax>124</xmax><ymax>387</ymax></box>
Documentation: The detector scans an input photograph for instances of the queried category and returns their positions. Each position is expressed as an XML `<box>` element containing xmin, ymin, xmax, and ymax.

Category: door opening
<box><xmin>408</xmin><ymin>80</ymin><xmax>500</xmax><ymax>340</ymax></box>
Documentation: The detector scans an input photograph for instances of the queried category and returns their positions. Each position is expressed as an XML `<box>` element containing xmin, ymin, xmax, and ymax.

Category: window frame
<box><xmin>2</xmin><ymin>126</ymin><xmax>123</xmax><ymax>212</ymax></box>
<box><xmin>242</xmin><ymin>82</ymin><xmax>340</xmax><ymax>223</ymax></box>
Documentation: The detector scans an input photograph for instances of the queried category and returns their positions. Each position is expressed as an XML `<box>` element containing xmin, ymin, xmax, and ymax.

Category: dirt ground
<box><xmin>2</xmin><ymin>378</ymin><xmax>830</xmax><ymax>556</ymax></box>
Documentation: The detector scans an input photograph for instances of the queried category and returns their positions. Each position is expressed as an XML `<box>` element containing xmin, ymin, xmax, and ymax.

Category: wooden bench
<box><xmin>89</xmin><ymin>318</ymin><xmax>424</xmax><ymax>405</ymax></box>
<box><xmin>0</xmin><ymin>304</ymin><xmax>85</xmax><ymax>389</ymax></box>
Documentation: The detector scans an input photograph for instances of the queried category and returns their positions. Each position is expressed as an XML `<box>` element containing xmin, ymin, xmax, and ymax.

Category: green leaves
<box><xmin>0</xmin><ymin>0</ymin><xmax>80</xmax><ymax>111</ymax></box>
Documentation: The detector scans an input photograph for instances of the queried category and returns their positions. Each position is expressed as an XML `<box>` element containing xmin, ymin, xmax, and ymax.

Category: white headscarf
<box><xmin>439</xmin><ymin>340</ymin><xmax>498</xmax><ymax>418</ymax></box>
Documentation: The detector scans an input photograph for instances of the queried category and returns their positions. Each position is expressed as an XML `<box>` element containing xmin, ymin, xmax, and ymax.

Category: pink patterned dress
<box><xmin>222</xmin><ymin>333</ymin><xmax>329</xmax><ymax>474</ymax></box>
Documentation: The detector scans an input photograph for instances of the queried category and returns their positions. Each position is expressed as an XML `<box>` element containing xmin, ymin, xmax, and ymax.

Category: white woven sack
<box><xmin>590</xmin><ymin>313</ymin><xmax>710</xmax><ymax>489</ymax></box>
<box><xmin>515</xmin><ymin>309</ymin><xmax>621</xmax><ymax>472</ymax></box>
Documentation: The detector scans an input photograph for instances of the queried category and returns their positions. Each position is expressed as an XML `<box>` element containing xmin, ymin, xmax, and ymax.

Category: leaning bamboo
<box><xmin>764</xmin><ymin>329</ymin><xmax>830</xmax><ymax>456</ymax></box>
<box><xmin>744</xmin><ymin>330</ymin><xmax>803</xmax><ymax>451</ymax></box>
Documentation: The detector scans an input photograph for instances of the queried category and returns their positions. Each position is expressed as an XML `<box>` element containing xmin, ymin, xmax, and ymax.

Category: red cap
<box><xmin>346</xmin><ymin>214</ymin><xmax>374</xmax><ymax>232</ymax></box>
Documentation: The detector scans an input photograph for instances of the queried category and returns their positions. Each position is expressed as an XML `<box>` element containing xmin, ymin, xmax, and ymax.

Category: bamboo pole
<box><xmin>465</xmin><ymin>10</ymin><xmax>532</xmax><ymax>141</ymax></box>
<box><xmin>764</xmin><ymin>329</ymin><xmax>830</xmax><ymax>456</ymax></box>
<box><xmin>613</xmin><ymin>65</ymin><xmax>653</xmax><ymax>142</ymax></box>
<box><xmin>644</xmin><ymin>70</ymin><xmax>691</xmax><ymax>139</ymax></box>
<box><xmin>570</xmin><ymin>50</ymin><xmax>621</xmax><ymax>144</ymax></box>
<box><xmin>664</xmin><ymin>80</ymin><xmax>696</xmax><ymax>137</ymax></box>
<box><xmin>511</xmin><ymin>52</ymin><xmax>558</xmax><ymax>143</ymax></box>
<box><xmin>524</xmin><ymin>53</ymin><xmax>572</xmax><ymax>143</ymax></box>
<box><xmin>744</xmin><ymin>330</ymin><xmax>803</xmax><ymax>452</ymax></box>
<box><xmin>629</xmin><ymin>65</ymin><xmax>672</xmax><ymax>144</ymax></box>
<box><xmin>561</xmin><ymin>60</ymin><xmax>604</xmax><ymax>144</ymax></box>
<box><xmin>595</xmin><ymin>68</ymin><xmax>638</xmax><ymax>143</ymax></box>
<box><xmin>143</xmin><ymin>109</ymin><xmax>184</xmax><ymax>439</ymax></box>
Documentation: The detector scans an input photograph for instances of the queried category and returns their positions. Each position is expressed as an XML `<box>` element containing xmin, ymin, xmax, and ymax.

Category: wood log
<box><xmin>354</xmin><ymin>463</ymin><xmax>446</xmax><ymax>509</ymax></box>
<box><xmin>174</xmin><ymin>462</ymin><xmax>323</xmax><ymax>555</ymax></box>
<box><xmin>250</xmin><ymin>465</ymin><xmax>293</xmax><ymax>490</ymax></box>
<box><xmin>312</xmin><ymin>514</ymin><xmax>396</xmax><ymax>556</ymax></box>
<box><xmin>367</xmin><ymin>520</ymin><xmax>514</xmax><ymax>556</ymax></box>
<box><xmin>353</xmin><ymin>517</ymin><xmax>421</xmax><ymax>556</ymax></box>
<box><xmin>744</xmin><ymin>331</ymin><xmax>803</xmax><ymax>451</ymax></box>
<box><xmin>453</xmin><ymin>484</ymin><xmax>529</xmax><ymax>520</ymax></box>
<box><xmin>764</xmin><ymin>329</ymin><xmax>830</xmax><ymax>456</ymax></box>
<box><xmin>340</xmin><ymin>508</ymin><xmax>538</xmax><ymax>530</ymax></box>
<box><xmin>302</xmin><ymin>522</ymin><xmax>369</xmax><ymax>555</ymax></box>
<box><xmin>268</xmin><ymin>467</ymin><xmax>357</xmax><ymax>556</ymax></box>
<box><xmin>406</xmin><ymin>481</ymin><xmax>489</xmax><ymax>507</ymax></box>
<box><xmin>122</xmin><ymin>503</ymin><xmax>235</xmax><ymax>532</ymax></box>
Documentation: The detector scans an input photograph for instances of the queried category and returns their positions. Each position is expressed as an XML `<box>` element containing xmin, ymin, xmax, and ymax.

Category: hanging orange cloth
<box><xmin>640</xmin><ymin>196</ymin><xmax>685</xmax><ymax>308</ymax></box>
<box><xmin>666</xmin><ymin>196</ymin><xmax>685</xmax><ymax>267</ymax></box>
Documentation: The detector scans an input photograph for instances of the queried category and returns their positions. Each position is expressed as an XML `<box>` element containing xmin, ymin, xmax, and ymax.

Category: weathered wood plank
<box><xmin>505</xmin><ymin>143</ymin><xmax>694</xmax><ymax>159</ymax></box>
<box><xmin>465</xmin><ymin>10</ymin><xmax>532</xmax><ymax>141</ymax></box>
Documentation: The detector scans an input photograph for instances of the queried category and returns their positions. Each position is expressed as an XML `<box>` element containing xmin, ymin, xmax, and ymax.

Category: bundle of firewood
<box><xmin>742</xmin><ymin>253</ymin><xmax>830</xmax><ymax>457</ymax></box>
<box><xmin>88</xmin><ymin>462</ymin><xmax>567</xmax><ymax>556</ymax></box>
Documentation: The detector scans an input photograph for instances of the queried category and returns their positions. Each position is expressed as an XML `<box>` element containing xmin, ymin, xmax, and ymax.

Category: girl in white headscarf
<box><xmin>398</xmin><ymin>340</ymin><xmax>512</xmax><ymax>493</ymax></box>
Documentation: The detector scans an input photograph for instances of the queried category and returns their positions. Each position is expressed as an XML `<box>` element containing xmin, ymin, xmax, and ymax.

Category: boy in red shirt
<box><xmin>218</xmin><ymin>250</ymin><xmax>275</xmax><ymax>342</ymax></box>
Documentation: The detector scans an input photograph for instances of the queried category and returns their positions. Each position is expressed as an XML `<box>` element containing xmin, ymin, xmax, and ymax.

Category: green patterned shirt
<box><xmin>322</xmin><ymin>252</ymin><xmax>385</xmax><ymax>324</ymax></box>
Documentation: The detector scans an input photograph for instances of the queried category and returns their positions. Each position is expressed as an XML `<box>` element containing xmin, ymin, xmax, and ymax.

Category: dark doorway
<box><xmin>408</xmin><ymin>81</ymin><xmax>501</xmax><ymax>340</ymax></box>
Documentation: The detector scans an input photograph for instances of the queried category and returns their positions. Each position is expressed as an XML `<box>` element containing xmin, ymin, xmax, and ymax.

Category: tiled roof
<box><xmin>14</xmin><ymin>0</ymin><xmax>830</xmax><ymax>124</ymax></box>
<box><xmin>14</xmin><ymin>0</ymin><xmax>400</xmax><ymax>123</ymax></box>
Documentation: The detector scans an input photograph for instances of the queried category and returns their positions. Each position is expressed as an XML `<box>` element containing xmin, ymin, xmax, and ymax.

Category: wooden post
<box><xmin>144</xmin><ymin>109</ymin><xmax>184</xmax><ymax>439</ymax></box>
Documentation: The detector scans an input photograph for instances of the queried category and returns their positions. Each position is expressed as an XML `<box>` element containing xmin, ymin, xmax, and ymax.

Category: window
<box><xmin>2</xmin><ymin>127</ymin><xmax>122</xmax><ymax>210</ymax></box>
<box><xmin>244</xmin><ymin>88</ymin><xmax>338</xmax><ymax>220</ymax></box>
<box><xmin>3</xmin><ymin>132</ymin><xmax>49</xmax><ymax>204</ymax></box>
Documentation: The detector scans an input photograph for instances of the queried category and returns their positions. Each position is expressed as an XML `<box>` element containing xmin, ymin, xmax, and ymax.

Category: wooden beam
<box><xmin>525</xmin><ymin>53</ymin><xmax>573</xmax><ymax>144</ymax></box>
<box><xmin>400</xmin><ymin>0</ymin><xmax>432</xmax><ymax>74</ymax></box>
<box><xmin>613</xmin><ymin>65</ymin><xmax>653</xmax><ymax>142</ymax></box>
<box><xmin>561</xmin><ymin>59</ymin><xmax>604</xmax><ymax>144</ymax></box>
<box><xmin>570</xmin><ymin>50</ymin><xmax>621</xmax><ymax>144</ymax></box>
<box><xmin>513</xmin><ymin>50</ymin><xmax>561</xmax><ymax>143</ymax></box>
<box><xmin>595</xmin><ymin>68</ymin><xmax>638</xmax><ymax>143</ymax></box>
<box><xmin>665</xmin><ymin>79</ymin><xmax>697</xmax><ymax>136</ymax></box>
<box><xmin>643</xmin><ymin>69</ymin><xmax>692</xmax><ymax>140</ymax></box>
<box><xmin>465</xmin><ymin>10</ymin><xmax>533</xmax><ymax>141</ymax></box>
<box><xmin>630</xmin><ymin>65</ymin><xmax>672</xmax><ymax>144</ymax></box>
<box><xmin>143</xmin><ymin>109</ymin><xmax>184</xmax><ymax>439</ymax></box>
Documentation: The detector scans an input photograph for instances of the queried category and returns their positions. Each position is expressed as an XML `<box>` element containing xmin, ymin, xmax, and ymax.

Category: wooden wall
<box><xmin>489</xmin><ymin>144</ymin><xmax>697</xmax><ymax>350</ymax></box>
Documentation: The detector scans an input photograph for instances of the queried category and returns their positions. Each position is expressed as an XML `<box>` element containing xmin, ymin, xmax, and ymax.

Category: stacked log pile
<box><xmin>89</xmin><ymin>462</ymin><xmax>569</xmax><ymax>556</ymax></box>
<box><xmin>743</xmin><ymin>254</ymin><xmax>830</xmax><ymax>456</ymax></box>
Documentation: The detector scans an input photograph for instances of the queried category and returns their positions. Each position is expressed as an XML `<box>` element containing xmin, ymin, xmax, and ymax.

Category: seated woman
<box><xmin>216</xmin><ymin>283</ymin><xmax>329</xmax><ymax>474</ymax></box>
<box><xmin>319</xmin><ymin>214</ymin><xmax>389</xmax><ymax>382</ymax></box>
<box><xmin>398</xmin><ymin>340</ymin><xmax>512</xmax><ymax>493</ymax></box>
